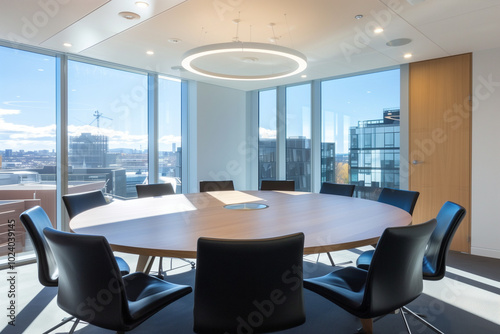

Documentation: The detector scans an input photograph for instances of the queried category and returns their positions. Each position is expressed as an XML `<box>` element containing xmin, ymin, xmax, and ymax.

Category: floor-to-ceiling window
<box><xmin>321</xmin><ymin>69</ymin><xmax>400</xmax><ymax>198</ymax></box>
<box><xmin>158</xmin><ymin>76</ymin><xmax>182</xmax><ymax>193</ymax></box>
<box><xmin>258</xmin><ymin>89</ymin><xmax>277</xmax><ymax>186</ymax></box>
<box><xmin>257</xmin><ymin>69</ymin><xmax>400</xmax><ymax>196</ymax></box>
<box><xmin>286</xmin><ymin>84</ymin><xmax>311</xmax><ymax>192</ymax></box>
<box><xmin>67</xmin><ymin>60</ymin><xmax>148</xmax><ymax>199</ymax></box>
<box><xmin>0</xmin><ymin>43</ymin><xmax>187</xmax><ymax>268</ymax></box>
<box><xmin>0</xmin><ymin>46</ymin><xmax>57</xmax><ymax>261</ymax></box>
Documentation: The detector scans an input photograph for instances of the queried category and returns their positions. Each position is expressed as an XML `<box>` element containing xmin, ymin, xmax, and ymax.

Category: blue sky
<box><xmin>259</xmin><ymin>69</ymin><xmax>400</xmax><ymax>153</ymax></box>
<box><xmin>0</xmin><ymin>45</ymin><xmax>182</xmax><ymax>152</ymax></box>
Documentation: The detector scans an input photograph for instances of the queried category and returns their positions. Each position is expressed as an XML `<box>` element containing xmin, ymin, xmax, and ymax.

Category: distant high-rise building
<box><xmin>259</xmin><ymin>138</ymin><xmax>277</xmax><ymax>182</ymax></box>
<box><xmin>258</xmin><ymin>137</ymin><xmax>335</xmax><ymax>192</ymax></box>
<box><xmin>321</xmin><ymin>142</ymin><xmax>335</xmax><ymax>183</ymax></box>
<box><xmin>349</xmin><ymin>108</ymin><xmax>400</xmax><ymax>198</ymax></box>
<box><xmin>286</xmin><ymin>136</ymin><xmax>312</xmax><ymax>192</ymax></box>
<box><xmin>69</xmin><ymin>133</ymin><xmax>108</xmax><ymax>168</ymax></box>
<box><xmin>5</xmin><ymin>149</ymin><xmax>13</xmax><ymax>157</ymax></box>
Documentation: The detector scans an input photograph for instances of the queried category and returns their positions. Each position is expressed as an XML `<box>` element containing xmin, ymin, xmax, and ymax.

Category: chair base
<box><xmin>403</xmin><ymin>306</ymin><xmax>444</xmax><ymax>334</ymax></box>
<box><xmin>42</xmin><ymin>316</ymin><xmax>79</xmax><ymax>334</ymax></box>
<box><xmin>356</xmin><ymin>307</ymin><xmax>444</xmax><ymax>334</ymax></box>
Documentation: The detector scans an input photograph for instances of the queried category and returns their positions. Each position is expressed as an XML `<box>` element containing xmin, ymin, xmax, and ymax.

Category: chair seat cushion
<box><xmin>304</xmin><ymin>267</ymin><xmax>367</xmax><ymax>313</ymax></box>
<box><xmin>124</xmin><ymin>273</ymin><xmax>192</xmax><ymax>320</ymax></box>
<box><xmin>355</xmin><ymin>250</ymin><xmax>375</xmax><ymax>270</ymax></box>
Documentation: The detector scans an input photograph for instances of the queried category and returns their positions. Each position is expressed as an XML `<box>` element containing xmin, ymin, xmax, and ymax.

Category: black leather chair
<box><xmin>199</xmin><ymin>180</ymin><xmax>235</xmax><ymax>192</ymax></box>
<box><xmin>62</xmin><ymin>189</ymin><xmax>107</xmax><ymax>219</ymax></box>
<box><xmin>62</xmin><ymin>190</ymin><xmax>130</xmax><ymax>275</ymax></box>
<box><xmin>19</xmin><ymin>206</ymin><xmax>69</xmax><ymax>334</ymax></box>
<box><xmin>317</xmin><ymin>182</ymin><xmax>354</xmax><ymax>266</ymax></box>
<box><xmin>18</xmin><ymin>206</ymin><xmax>126</xmax><ymax>333</ymax></box>
<box><xmin>135</xmin><ymin>182</ymin><xmax>194</xmax><ymax>277</ymax></box>
<box><xmin>193</xmin><ymin>233</ymin><xmax>306</xmax><ymax>333</ymax></box>
<box><xmin>136</xmin><ymin>183</ymin><xmax>175</xmax><ymax>197</ymax></box>
<box><xmin>19</xmin><ymin>206</ymin><xmax>59</xmax><ymax>288</ymax></box>
<box><xmin>319</xmin><ymin>182</ymin><xmax>355</xmax><ymax>197</ymax></box>
<box><xmin>304</xmin><ymin>220</ymin><xmax>437</xmax><ymax>334</ymax></box>
<box><xmin>260</xmin><ymin>180</ymin><xmax>295</xmax><ymax>191</ymax></box>
<box><xmin>377</xmin><ymin>187</ymin><xmax>420</xmax><ymax>216</ymax></box>
<box><xmin>356</xmin><ymin>201</ymin><xmax>466</xmax><ymax>333</ymax></box>
<box><xmin>43</xmin><ymin>227</ymin><xmax>192</xmax><ymax>334</ymax></box>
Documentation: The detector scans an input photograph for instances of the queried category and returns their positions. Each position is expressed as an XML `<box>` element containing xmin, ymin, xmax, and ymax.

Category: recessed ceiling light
<box><xmin>135</xmin><ymin>1</ymin><xmax>149</xmax><ymax>8</ymax></box>
<box><xmin>355</xmin><ymin>14</ymin><xmax>363</xmax><ymax>20</ymax></box>
<box><xmin>386</xmin><ymin>38</ymin><xmax>412</xmax><ymax>47</ymax></box>
<box><xmin>118</xmin><ymin>11</ymin><xmax>140</xmax><ymax>20</ymax></box>
<box><xmin>146</xmin><ymin>50</ymin><xmax>154</xmax><ymax>55</ymax></box>
<box><xmin>63</xmin><ymin>42</ymin><xmax>72</xmax><ymax>47</ymax></box>
<box><xmin>404</xmin><ymin>53</ymin><xmax>413</xmax><ymax>59</ymax></box>
<box><xmin>374</xmin><ymin>28</ymin><xmax>384</xmax><ymax>34</ymax></box>
<box><xmin>301</xmin><ymin>74</ymin><xmax>307</xmax><ymax>78</ymax></box>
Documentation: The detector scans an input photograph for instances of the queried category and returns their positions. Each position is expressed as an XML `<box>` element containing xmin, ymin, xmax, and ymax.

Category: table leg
<box><xmin>136</xmin><ymin>255</ymin><xmax>155</xmax><ymax>273</ymax></box>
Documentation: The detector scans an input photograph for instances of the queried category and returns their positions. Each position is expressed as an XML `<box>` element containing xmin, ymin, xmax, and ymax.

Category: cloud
<box><xmin>259</xmin><ymin>127</ymin><xmax>277</xmax><ymax>139</ymax></box>
<box><xmin>0</xmin><ymin>118</ymin><xmax>56</xmax><ymax>139</ymax></box>
<box><xmin>1</xmin><ymin>118</ymin><xmax>177</xmax><ymax>151</ymax></box>
<box><xmin>0</xmin><ymin>109</ymin><xmax>21</xmax><ymax>116</ymax></box>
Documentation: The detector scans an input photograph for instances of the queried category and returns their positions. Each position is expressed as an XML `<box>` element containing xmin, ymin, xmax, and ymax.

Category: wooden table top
<box><xmin>70</xmin><ymin>190</ymin><xmax>411</xmax><ymax>259</ymax></box>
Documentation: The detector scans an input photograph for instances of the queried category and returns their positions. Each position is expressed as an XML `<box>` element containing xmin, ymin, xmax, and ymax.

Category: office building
<box><xmin>349</xmin><ymin>109</ymin><xmax>400</xmax><ymax>198</ymax></box>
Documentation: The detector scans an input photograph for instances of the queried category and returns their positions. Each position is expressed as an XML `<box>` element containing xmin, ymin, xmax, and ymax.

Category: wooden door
<box><xmin>409</xmin><ymin>53</ymin><xmax>471</xmax><ymax>253</ymax></box>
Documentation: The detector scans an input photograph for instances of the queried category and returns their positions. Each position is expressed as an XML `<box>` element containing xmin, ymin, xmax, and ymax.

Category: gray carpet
<box><xmin>2</xmin><ymin>251</ymin><xmax>499</xmax><ymax>334</ymax></box>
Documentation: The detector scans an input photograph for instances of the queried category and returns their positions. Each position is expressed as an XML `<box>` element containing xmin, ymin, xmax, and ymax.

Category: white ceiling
<box><xmin>1</xmin><ymin>0</ymin><xmax>499</xmax><ymax>91</ymax></box>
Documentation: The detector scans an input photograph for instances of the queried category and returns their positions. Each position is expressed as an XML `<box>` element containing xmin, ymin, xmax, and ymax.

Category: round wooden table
<box><xmin>70</xmin><ymin>190</ymin><xmax>411</xmax><ymax>272</ymax></box>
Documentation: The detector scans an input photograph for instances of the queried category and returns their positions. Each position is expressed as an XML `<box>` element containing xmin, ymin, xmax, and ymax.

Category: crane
<box><xmin>90</xmin><ymin>110</ymin><xmax>112</xmax><ymax>129</ymax></box>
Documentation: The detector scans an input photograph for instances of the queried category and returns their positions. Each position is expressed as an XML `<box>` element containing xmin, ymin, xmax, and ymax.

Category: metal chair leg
<box><xmin>156</xmin><ymin>257</ymin><xmax>165</xmax><ymax>279</ymax></box>
<box><xmin>42</xmin><ymin>316</ymin><xmax>76</xmax><ymax>334</ymax></box>
<box><xmin>400</xmin><ymin>308</ymin><xmax>413</xmax><ymax>334</ymax></box>
<box><xmin>327</xmin><ymin>252</ymin><xmax>336</xmax><ymax>266</ymax></box>
<box><xmin>67</xmin><ymin>319</ymin><xmax>81</xmax><ymax>334</ymax></box>
<box><xmin>403</xmin><ymin>306</ymin><xmax>445</xmax><ymax>334</ymax></box>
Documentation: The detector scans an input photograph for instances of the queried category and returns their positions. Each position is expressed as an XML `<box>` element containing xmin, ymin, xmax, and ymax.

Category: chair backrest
<box><xmin>423</xmin><ymin>201</ymin><xmax>466</xmax><ymax>280</ymax></box>
<box><xmin>193</xmin><ymin>233</ymin><xmax>305</xmax><ymax>333</ymax></box>
<box><xmin>260</xmin><ymin>180</ymin><xmax>295</xmax><ymax>191</ymax></box>
<box><xmin>62</xmin><ymin>190</ymin><xmax>107</xmax><ymax>219</ymax></box>
<box><xmin>377</xmin><ymin>188</ymin><xmax>420</xmax><ymax>215</ymax></box>
<box><xmin>43</xmin><ymin>228</ymin><xmax>129</xmax><ymax>330</ymax></box>
<box><xmin>19</xmin><ymin>206</ymin><xmax>58</xmax><ymax>287</ymax></box>
<box><xmin>199</xmin><ymin>180</ymin><xmax>234</xmax><ymax>192</ymax></box>
<box><xmin>363</xmin><ymin>219</ymin><xmax>436</xmax><ymax>317</ymax></box>
<box><xmin>136</xmin><ymin>183</ymin><xmax>175</xmax><ymax>198</ymax></box>
<box><xmin>319</xmin><ymin>182</ymin><xmax>355</xmax><ymax>197</ymax></box>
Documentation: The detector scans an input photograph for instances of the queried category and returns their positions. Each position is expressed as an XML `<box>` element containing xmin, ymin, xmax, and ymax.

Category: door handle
<box><xmin>412</xmin><ymin>160</ymin><xmax>423</xmax><ymax>165</ymax></box>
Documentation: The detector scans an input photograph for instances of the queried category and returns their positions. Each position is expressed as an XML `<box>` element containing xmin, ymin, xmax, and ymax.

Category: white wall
<box><xmin>195</xmin><ymin>82</ymin><xmax>250</xmax><ymax>191</ymax></box>
<box><xmin>472</xmin><ymin>47</ymin><xmax>500</xmax><ymax>259</ymax></box>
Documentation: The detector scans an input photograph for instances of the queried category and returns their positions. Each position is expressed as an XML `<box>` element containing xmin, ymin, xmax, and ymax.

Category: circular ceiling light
<box><xmin>181</xmin><ymin>42</ymin><xmax>307</xmax><ymax>81</ymax></box>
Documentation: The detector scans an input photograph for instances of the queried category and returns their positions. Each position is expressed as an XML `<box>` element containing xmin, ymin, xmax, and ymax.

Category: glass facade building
<box><xmin>349</xmin><ymin>109</ymin><xmax>400</xmax><ymax>199</ymax></box>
